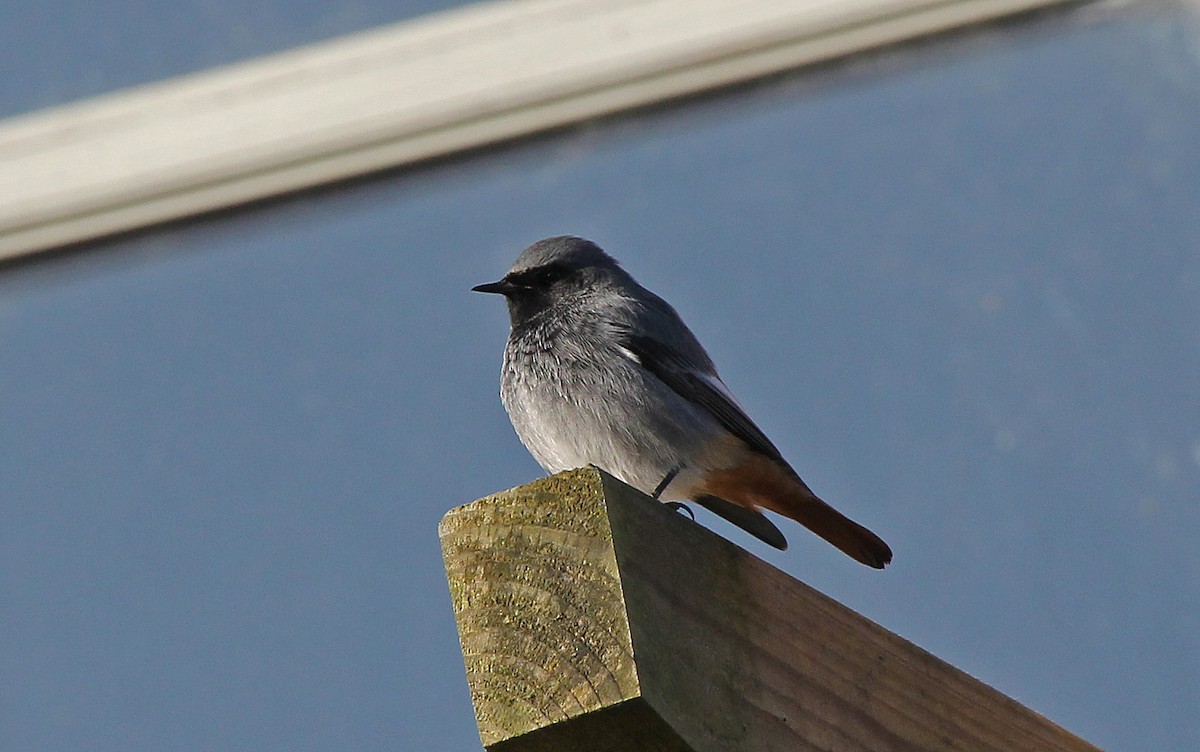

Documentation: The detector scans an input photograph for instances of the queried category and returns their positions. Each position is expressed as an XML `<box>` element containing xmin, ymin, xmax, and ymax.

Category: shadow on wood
<box><xmin>440</xmin><ymin>466</ymin><xmax>1101</xmax><ymax>752</ymax></box>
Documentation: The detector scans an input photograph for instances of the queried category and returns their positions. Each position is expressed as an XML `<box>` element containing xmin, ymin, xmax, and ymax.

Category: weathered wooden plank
<box><xmin>440</xmin><ymin>466</ymin><xmax>1101</xmax><ymax>751</ymax></box>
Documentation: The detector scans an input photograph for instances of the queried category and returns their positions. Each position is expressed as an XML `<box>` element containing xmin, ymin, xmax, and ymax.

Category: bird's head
<box><xmin>473</xmin><ymin>236</ymin><xmax>628</xmax><ymax>327</ymax></box>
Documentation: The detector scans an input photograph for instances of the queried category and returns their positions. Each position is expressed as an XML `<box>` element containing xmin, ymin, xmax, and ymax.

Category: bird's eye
<box><xmin>532</xmin><ymin>266</ymin><xmax>560</xmax><ymax>285</ymax></box>
<box><xmin>512</xmin><ymin>263</ymin><xmax>567</xmax><ymax>288</ymax></box>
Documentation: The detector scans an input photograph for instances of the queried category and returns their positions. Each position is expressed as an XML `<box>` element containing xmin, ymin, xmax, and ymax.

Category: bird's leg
<box><xmin>653</xmin><ymin>464</ymin><xmax>694</xmax><ymax>519</ymax></box>
<box><xmin>652</xmin><ymin>464</ymin><xmax>682</xmax><ymax>499</ymax></box>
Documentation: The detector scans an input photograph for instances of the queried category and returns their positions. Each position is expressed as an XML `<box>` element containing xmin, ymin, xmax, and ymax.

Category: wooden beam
<box><xmin>0</xmin><ymin>0</ymin><xmax>1077</xmax><ymax>261</ymax></box>
<box><xmin>440</xmin><ymin>467</ymin><xmax>1102</xmax><ymax>752</ymax></box>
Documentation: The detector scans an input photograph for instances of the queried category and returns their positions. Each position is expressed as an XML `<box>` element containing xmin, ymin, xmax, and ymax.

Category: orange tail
<box><xmin>698</xmin><ymin>453</ymin><xmax>893</xmax><ymax>569</ymax></box>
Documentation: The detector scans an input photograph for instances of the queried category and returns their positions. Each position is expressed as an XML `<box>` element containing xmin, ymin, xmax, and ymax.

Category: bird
<box><xmin>472</xmin><ymin>236</ymin><xmax>892</xmax><ymax>568</ymax></box>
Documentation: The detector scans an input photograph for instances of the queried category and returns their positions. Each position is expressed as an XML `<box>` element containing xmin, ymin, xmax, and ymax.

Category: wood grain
<box><xmin>441</xmin><ymin>467</ymin><xmax>1102</xmax><ymax>751</ymax></box>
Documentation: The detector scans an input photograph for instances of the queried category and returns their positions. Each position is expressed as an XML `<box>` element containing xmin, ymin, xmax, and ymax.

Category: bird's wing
<box><xmin>619</xmin><ymin>331</ymin><xmax>786</xmax><ymax>464</ymax></box>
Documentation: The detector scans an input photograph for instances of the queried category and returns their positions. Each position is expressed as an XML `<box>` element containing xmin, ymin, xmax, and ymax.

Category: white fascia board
<box><xmin>0</xmin><ymin>0</ymin><xmax>1072</xmax><ymax>260</ymax></box>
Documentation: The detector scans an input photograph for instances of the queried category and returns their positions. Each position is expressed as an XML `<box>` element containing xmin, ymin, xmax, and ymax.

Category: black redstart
<box><xmin>474</xmin><ymin>236</ymin><xmax>892</xmax><ymax>568</ymax></box>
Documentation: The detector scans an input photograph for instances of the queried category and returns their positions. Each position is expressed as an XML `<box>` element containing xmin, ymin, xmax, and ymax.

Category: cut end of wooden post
<box><xmin>439</xmin><ymin>467</ymin><xmax>643</xmax><ymax>748</ymax></box>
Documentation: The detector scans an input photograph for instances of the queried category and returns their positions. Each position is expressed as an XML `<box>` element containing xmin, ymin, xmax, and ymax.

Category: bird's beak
<box><xmin>472</xmin><ymin>279</ymin><xmax>514</xmax><ymax>295</ymax></box>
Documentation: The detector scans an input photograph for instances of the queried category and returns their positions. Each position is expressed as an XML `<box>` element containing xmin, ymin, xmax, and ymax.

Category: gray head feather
<box><xmin>508</xmin><ymin>236</ymin><xmax>621</xmax><ymax>276</ymax></box>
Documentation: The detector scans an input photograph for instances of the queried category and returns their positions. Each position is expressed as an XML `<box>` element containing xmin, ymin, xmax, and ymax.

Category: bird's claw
<box><xmin>663</xmin><ymin>501</ymin><xmax>695</xmax><ymax>521</ymax></box>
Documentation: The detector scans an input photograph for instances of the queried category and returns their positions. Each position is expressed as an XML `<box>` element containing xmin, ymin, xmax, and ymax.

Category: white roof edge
<box><xmin>0</xmin><ymin>0</ymin><xmax>1073</xmax><ymax>261</ymax></box>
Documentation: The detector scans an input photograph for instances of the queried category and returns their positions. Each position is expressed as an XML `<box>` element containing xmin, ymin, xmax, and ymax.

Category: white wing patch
<box><xmin>616</xmin><ymin>344</ymin><xmax>642</xmax><ymax>365</ymax></box>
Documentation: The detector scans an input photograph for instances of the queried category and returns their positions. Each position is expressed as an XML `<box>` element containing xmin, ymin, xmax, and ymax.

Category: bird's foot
<box><xmin>663</xmin><ymin>501</ymin><xmax>695</xmax><ymax>521</ymax></box>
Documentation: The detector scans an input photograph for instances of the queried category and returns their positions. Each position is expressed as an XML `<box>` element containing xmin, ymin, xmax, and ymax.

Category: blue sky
<box><xmin>2</xmin><ymin>3</ymin><xmax>1198</xmax><ymax>750</ymax></box>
